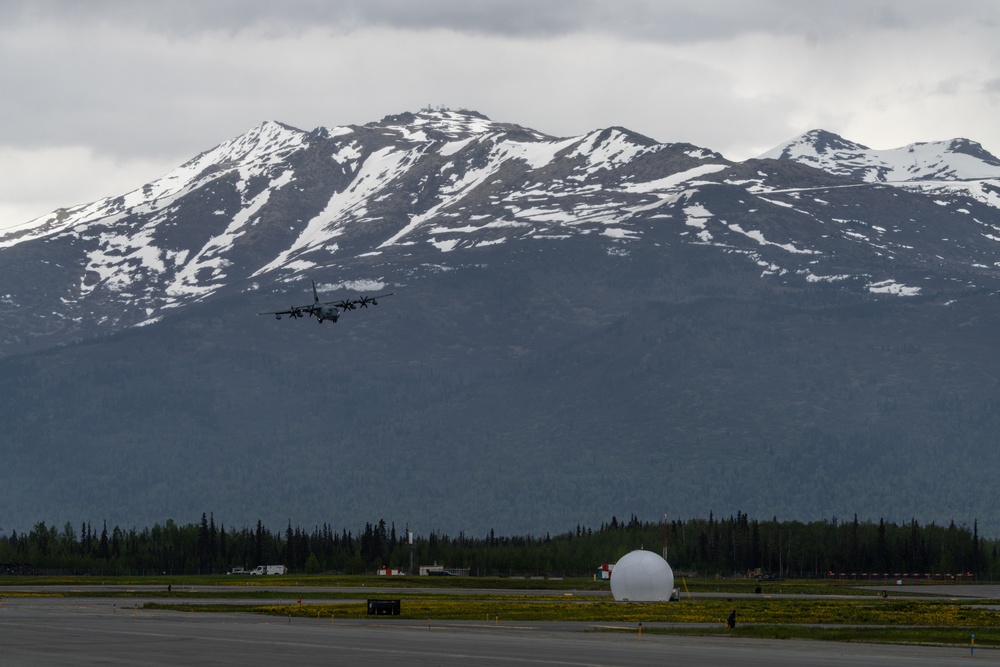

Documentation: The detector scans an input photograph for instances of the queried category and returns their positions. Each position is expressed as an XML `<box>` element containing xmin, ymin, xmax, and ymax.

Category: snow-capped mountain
<box><xmin>0</xmin><ymin>110</ymin><xmax>726</xmax><ymax>348</ymax></box>
<box><xmin>5</xmin><ymin>110</ymin><xmax>1000</xmax><ymax>536</ymax></box>
<box><xmin>759</xmin><ymin>129</ymin><xmax>1000</xmax><ymax>183</ymax></box>
<box><xmin>760</xmin><ymin>130</ymin><xmax>1000</xmax><ymax>242</ymax></box>
<box><xmin>5</xmin><ymin>109</ymin><xmax>1000</xmax><ymax>356</ymax></box>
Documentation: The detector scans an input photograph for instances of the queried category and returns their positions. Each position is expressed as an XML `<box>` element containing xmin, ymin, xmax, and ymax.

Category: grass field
<box><xmin>3</xmin><ymin>574</ymin><xmax>998</xmax><ymax>647</ymax></box>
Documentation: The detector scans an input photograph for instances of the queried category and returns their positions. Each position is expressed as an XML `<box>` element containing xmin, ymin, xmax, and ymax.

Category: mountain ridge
<box><xmin>760</xmin><ymin>128</ymin><xmax>1000</xmax><ymax>183</ymax></box>
<box><xmin>5</xmin><ymin>108</ymin><xmax>1000</xmax><ymax>351</ymax></box>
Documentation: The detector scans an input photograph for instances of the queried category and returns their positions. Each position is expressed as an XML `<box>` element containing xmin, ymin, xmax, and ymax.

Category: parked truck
<box><xmin>250</xmin><ymin>564</ymin><xmax>287</xmax><ymax>575</ymax></box>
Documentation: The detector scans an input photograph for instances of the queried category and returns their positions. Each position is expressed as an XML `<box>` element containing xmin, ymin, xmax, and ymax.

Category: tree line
<box><xmin>1</xmin><ymin>512</ymin><xmax>996</xmax><ymax>578</ymax></box>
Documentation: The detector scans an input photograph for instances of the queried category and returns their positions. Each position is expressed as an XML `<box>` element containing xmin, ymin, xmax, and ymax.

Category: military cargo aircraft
<box><xmin>258</xmin><ymin>280</ymin><xmax>393</xmax><ymax>323</ymax></box>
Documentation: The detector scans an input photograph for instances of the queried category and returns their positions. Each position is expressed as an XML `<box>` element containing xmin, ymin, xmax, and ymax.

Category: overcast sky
<box><xmin>2</xmin><ymin>0</ymin><xmax>999</xmax><ymax>229</ymax></box>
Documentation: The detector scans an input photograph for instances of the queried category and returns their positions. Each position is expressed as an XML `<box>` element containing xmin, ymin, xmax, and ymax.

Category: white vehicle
<box><xmin>250</xmin><ymin>564</ymin><xmax>287</xmax><ymax>575</ymax></box>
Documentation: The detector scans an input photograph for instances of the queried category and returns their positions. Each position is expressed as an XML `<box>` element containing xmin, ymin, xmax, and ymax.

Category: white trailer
<box><xmin>250</xmin><ymin>564</ymin><xmax>287</xmax><ymax>575</ymax></box>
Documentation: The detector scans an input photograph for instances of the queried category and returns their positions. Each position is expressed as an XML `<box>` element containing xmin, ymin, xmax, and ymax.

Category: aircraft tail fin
<box><xmin>312</xmin><ymin>280</ymin><xmax>320</xmax><ymax>304</ymax></box>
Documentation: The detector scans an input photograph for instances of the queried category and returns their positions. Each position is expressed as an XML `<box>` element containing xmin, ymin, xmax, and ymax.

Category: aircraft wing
<box><xmin>257</xmin><ymin>304</ymin><xmax>317</xmax><ymax>318</ymax></box>
<box><xmin>323</xmin><ymin>292</ymin><xmax>395</xmax><ymax>310</ymax></box>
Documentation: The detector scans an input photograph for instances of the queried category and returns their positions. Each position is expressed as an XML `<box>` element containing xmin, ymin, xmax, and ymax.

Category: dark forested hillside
<box><xmin>3</xmin><ymin>240</ymin><xmax>1000</xmax><ymax>535</ymax></box>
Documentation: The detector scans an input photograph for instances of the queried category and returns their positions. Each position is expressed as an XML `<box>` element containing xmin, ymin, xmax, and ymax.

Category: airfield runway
<box><xmin>0</xmin><ymin>591</ymin><xmax>990</xmax><ymax>666</ymax></box>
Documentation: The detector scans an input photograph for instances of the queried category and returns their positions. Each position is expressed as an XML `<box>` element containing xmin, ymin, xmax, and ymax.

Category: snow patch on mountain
<box><xmin>727</xmin><ymin>223</ymin><xmax>820</xmax><ymax>255</ymax></box>
<box><xmin>603</xmin><ymin>227</ymin><xmax>639</xmax><ymax>240</ymax></box>
<box><xmin>80</xmin><ymin>225</ymin><xmax>167</xmax><ymax>295</ymax></box>
<box><xmin>380</xmin><ymin>109</ymin><xmax>499</xmax><ymax>141</ymax></box>
<box><xmin>148</xmin><ymin>121</ymin><xmax>307</xmax><ymax>205</ymax></box>
<box><xmin>168</xmin><ymin>169</ymin><xmax>296</xmax><ymax>299</ymax></box>
<box><xmin>497</xmin><ymin>136</ymin><xmax>580</xmax><ymax>170</ymax></box>
<box><xmin>322</xmin><ymin>279</ymin><xmax>388</xmax><ymax>292</ymax></box>
<box><xmin>572</xmin><ymin>128</ymin><xmax>651</xmax><ymax>174</ymax></box>
<box><xmin>379</xmin><ymin>134</ymin><xmax>584</xmax><ymax>249</ymax></box>
<box><xmin>332</xmin><ymin>142</ymin><xmax>363</xmax><ymax>164</ymax></box>
<box><xmin>899</xmin><ymin>178</ymin><xmax>1000</xmax><ymax>210</ymax></box>
<box><xmin>683</xmin><ymin>203</ymin><xmax>714</xmax><ymax>242</ymax></box>
<box><xmin>439</xmin><ymin>137</ymin><xmax>476</xmax><ymax>157</ymax></box>
<box><xmin>260</xmin><ymin>146</ymin><xmax>420</xmax><ymax>273</ymax></box>
<box><xmin>621</xmin><ymin>163</ymin><xmax>728</xmax><ymax>194</ymax></box>
<box><xmin>868</xmin><ymin>279</ymin><xmax>920</xmax><ymax>296</ymax></box>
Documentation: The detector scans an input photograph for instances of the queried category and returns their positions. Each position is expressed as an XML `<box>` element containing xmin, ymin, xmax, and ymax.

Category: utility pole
<box><xmin>408</xmin><ymin>529</ymin><xmax>414</xmax><ymax>575</ymax></box>
<box><xmin>662</xmin><ymin>513</ymin><xmax>669</xmax><ymax>562</ymax></box>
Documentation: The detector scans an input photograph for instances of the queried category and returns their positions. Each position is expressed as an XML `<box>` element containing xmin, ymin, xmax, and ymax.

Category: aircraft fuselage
<box><xmin>315</xmin><ymin>306</ymin><xmax>340</xmax><ymax>323</ymax></box>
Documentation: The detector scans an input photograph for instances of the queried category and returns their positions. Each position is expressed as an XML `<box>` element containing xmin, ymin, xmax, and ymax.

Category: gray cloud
<box><xmin>4</xmin><ymin>0</ymin><xmax>995</xmax><ymax>41</ymax></box>
<box><xmin>3</xmin><ymin>0</ymin><xmax>1000</xmax><ymax>227</ymax></box>
<box><xmin>984</xmin><ymin>77</ymin><xmax>1000</xmax><ymax>95</ymax></box>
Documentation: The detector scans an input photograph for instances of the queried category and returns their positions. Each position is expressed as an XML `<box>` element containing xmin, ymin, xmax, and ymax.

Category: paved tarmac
<box><xmin>0</xmin><ymin>593</ymin><xmax>991</xmax><ymax>666</ymax></box>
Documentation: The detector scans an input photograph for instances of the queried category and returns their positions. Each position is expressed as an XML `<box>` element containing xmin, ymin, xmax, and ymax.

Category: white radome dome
<box><xmin>610</xmin><ymin>549</ymin><xmax>675</xmax><ymax>602</ymax></box>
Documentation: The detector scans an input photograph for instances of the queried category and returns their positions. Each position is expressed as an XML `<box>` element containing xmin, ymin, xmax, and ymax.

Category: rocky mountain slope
<box><xmin>3</xmin><ymin>110</ymin><xmax>1000</xmax><ymax>538</ymax></box>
